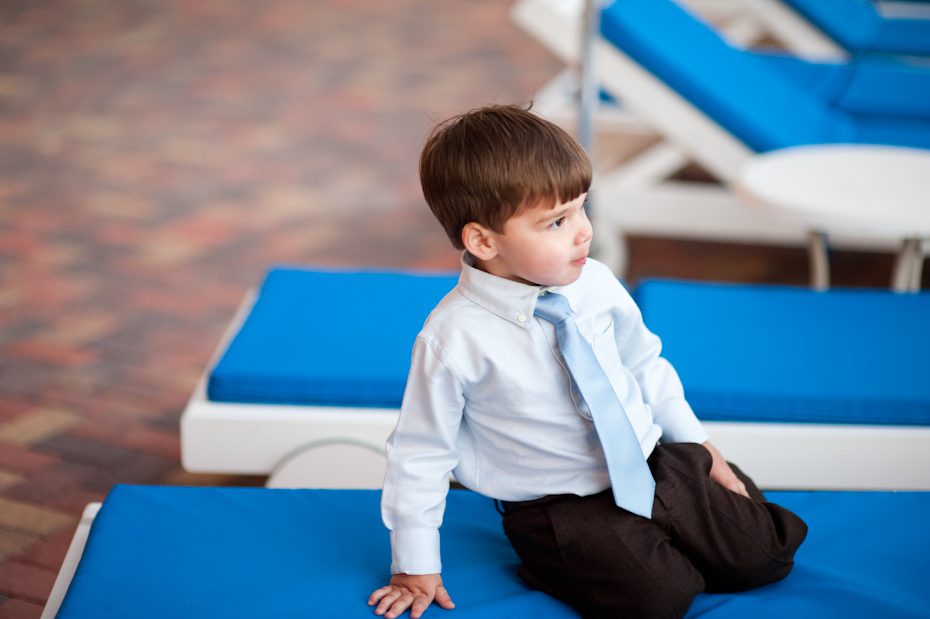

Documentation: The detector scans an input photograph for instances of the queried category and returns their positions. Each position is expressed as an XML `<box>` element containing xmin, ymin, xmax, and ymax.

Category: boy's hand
<box><xmin>369</xmin><ymin>573</ymin><xmax>455</xmax><ymax>619</ymax></box>
<box><xmin>703</xmin><ymin>441</ymin><xmax>750</xmax><ymax>498</ymax></box>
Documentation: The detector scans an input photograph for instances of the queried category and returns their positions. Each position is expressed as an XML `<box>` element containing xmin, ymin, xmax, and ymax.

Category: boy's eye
<box><xmin>547</xmin><ymin>217</ymin><xmax>566</xmax><ymax>230</ymax></box>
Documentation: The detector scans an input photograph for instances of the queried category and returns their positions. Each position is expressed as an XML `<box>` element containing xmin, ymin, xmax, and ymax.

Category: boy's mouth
<box><xmin>573</xmin><ymin>256</ymin><xmax>587</xmax><ymax>266</ymax></box>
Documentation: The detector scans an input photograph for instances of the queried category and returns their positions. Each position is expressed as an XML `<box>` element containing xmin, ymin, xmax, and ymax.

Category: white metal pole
<box><xmin>578</xmin><ymin>0</ymin><xmax>628</xmax><ymax>275</ymax></box>
<box><xmin>578</xmin><ymin>0</ymin><xmax>600</xmax><ymax>160</ymax></box>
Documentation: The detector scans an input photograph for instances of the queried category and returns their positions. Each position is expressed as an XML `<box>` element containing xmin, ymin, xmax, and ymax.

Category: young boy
<box><xmin>368</xmin><ymin>105</ymin><xmax>807</xmax><ymax>619</ymax></box>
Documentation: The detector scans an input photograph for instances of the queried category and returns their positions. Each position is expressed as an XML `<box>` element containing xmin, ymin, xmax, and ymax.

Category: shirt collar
<box><xmin>457</xmin><ymin>252</ymin><xmax>581</xmax><ymax>328</ymax></box>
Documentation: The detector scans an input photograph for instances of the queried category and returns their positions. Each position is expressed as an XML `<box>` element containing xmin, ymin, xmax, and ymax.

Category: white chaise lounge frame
<box><xmin>703</xmin><ymin>0</ymin><xmax>930</xmax><ymax>61</ymax></box>
<box><xmin>689</xmin><ymin>0</ymin><xmax>847</xmax><ymax>60</ymax></box>
<box><xmin>41</xmin><ymin>503</ymin><xmax>100</xmax><ymax>619</ymax></box>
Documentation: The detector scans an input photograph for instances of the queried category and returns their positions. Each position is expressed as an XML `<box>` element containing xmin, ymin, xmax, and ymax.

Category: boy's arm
<box><xmin>611</xmin><ymin>286</ymin><xmax>707</xmax><ymax>445</ymax></box>
<box><xmin>375</xmin><ymin>336</ymin><xmax>465</xmax><ymax>613</ymax></box>
<box><xmin>609</xmin><ymin>279</ymin><xmax>748</xmax><ymax>497</ymax></box>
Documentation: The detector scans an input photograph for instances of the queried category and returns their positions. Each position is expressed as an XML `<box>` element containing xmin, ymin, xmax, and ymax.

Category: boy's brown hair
<box><xmin>419</xmin><ymin>104</ymin><xmax>592</xmax><ymax>250</ymax></box>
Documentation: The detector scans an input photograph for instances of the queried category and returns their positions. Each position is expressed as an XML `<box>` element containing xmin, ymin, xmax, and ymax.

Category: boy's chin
<box><xmin>535</xmin><ymin>270</ymin><xmax>585</xmax><ymax>288</ymax></box>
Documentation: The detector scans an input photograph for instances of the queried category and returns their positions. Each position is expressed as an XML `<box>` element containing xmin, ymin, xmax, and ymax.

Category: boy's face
<box><xmin>473</xmin><ymin>192</ymin><xmax>592</xmax><ymax>287</ymax></box>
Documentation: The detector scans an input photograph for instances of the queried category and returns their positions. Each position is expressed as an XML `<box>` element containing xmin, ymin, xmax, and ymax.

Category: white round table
<box><xmin>735</xmin><ymin>144</ymin><xmax>930</xmax><ymax>292</ymax></box>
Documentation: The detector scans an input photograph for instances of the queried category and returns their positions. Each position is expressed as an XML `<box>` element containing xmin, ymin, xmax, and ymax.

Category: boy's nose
<box><xmin>576</xmin><ymin>216</ymin><xmax>593</xmax><ymax>245</ymax></box>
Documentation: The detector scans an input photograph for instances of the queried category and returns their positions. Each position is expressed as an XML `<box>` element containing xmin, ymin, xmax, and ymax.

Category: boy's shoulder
<box><xmin>418</xmin><ymin>284</ymin><xmax>483</xmax><ymax>340</ymax></box>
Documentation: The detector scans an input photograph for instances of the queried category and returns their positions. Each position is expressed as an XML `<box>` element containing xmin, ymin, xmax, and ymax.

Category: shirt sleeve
<box><xmin>381</xmin><ymin>335</ymin><xmax>465</xmax><ymax>575</ymax></box>
<box><xmin>612</xmin><ymin>283</ymin><xmax>708</xmax><ymax>445</ymax></box>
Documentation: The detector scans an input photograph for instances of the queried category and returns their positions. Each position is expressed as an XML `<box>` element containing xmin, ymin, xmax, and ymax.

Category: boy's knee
<box><xmin>706</xmin><ymin>547</ymin><xmax>798</xmax><ymax>592</ymax></box>
<box><xmin>733</xmin><ymin>554</ymin><xmax>797</xmax><ymax>591</ymax></box>
<box><xmin>740</xmin><ymin>503</ymin><xmax>808</xmax><ymax>587</ymax></box>
<box><xmin>640</xmin><ymin>579</ymin><xmax>702</xmax><ymax>619</ymax></box>
<box><xmin>587</xmin><ymin>570</ymin><xmax>703</xmax><ymax>619</ymax></box>
<box><xmin>706</xmin><ymin>501</ymin><xmax>808</xmax><ymax>592</ymax></box>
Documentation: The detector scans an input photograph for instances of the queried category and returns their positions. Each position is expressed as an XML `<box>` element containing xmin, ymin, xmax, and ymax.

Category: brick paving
<box><xmin>0</xmin><ymin>0</ymin><xmax>920</xmax><ymax>616</ymax></box>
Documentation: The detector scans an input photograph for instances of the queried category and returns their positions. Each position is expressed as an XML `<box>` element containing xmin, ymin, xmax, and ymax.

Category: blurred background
<box><xmin>0</xmin><ymin>1</ymin><xmax>920</xmax><ymax>615</ymax></box>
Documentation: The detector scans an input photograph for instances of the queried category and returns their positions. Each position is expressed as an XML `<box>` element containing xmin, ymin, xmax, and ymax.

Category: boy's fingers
<box><xmin>375</xmin><ymin>589</ymin><xmax>403</xmax><ymax>615</ymax></box>
<box><xmin>409</xmin><ymin>594</ymin><xmax>432</xmax><ymax>619</ymax></box>
<box><xmin>722</xmin><ymin>472</ymin><xmax>747</xmax><ymax>497</ymax></box>
<box><xmin>434</xmin><ymin>585</ymin><xmax>456</xmax><ymax>609</ymax></box>
<box><xmin>371</xmin><ymin>578</ymin><xmax>450</xmax><ymax>617</ymax></box>
<box><xmin>385</xmin><ymin>593</ymin><xmax>415</xmax><ymax>619</ymax></box>
<box><xmin>369</xmin><ymin>586</ymin><xmax>394</xmax><ymax>605</ymax></box>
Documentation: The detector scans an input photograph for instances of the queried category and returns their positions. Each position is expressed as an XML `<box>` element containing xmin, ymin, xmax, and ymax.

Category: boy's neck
<box><xmin>464</xmin><ymin>252</ymin><xmax>551</xmax><ymax>294</ymax></box>
<box><xmin>468</xmin><ymin>252</ymin><xmax>534</xmax><ymax>287</ymax></box>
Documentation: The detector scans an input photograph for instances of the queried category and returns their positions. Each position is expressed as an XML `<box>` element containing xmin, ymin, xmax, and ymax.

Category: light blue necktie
<box><xmin>535</xmin><ymin>292</ymin><xmax>655</xmax><ymax>518</ymax></box>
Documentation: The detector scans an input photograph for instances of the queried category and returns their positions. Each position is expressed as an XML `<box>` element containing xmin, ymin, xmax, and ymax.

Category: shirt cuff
<box><xmin>653</xmin><ymin>399</ymin><xmax>709</xmax><ymax>445</ymax></box>
<box><xmin>390</xmin><ymin>528</ymin><xmax>442</xmax><ymax>575</ymax></box>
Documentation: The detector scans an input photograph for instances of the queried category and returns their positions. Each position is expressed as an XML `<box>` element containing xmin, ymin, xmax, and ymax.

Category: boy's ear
<box><xmin>461</xmin><ymin>222</ymin><xmax>498</xmax><ymax>261</ymax></box>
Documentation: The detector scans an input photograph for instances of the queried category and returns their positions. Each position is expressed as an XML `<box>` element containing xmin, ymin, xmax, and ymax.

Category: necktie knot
<box><xmin>534</xmin><ymin>292</ymin><xmax>574</xmax><ymax>325</ymax></box>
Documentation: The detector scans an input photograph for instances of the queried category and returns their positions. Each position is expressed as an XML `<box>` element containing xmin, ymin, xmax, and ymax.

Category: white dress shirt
<box><xmin>381</xmin><ymin>254</ymin><xmax>708</xmax><ymax>575</ymax></box>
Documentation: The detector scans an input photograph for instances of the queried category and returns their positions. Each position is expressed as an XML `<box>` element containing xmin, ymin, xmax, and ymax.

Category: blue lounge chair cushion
<box><xmin>599</xmin><ymin>0</ymin><xmax>857</xmax><ymax>152</ymax></box>
<box><xmin>635</xmin><ymin>280</ymin><xmax>930</xmax><ymax>426</ymax></box>
<box><xmin>784</xmin><ymin>0</ymin><xmax>930</xmax><ymax>57</ymax></box>
<box><xmin>875</xmin><ymin>18</ymin><xmax>930</xmax><ymax>57</ymax></box>
<box><xmin>598</xmin><ymin>0</ymin><xmax>930</xmax><ymax>151</ymax></box>
<box><xmin>207</xmin><ymin>267</ymin><xmax>457</xmax><ymax>407</ymax></box>
<box><xmin>57</xmin><ymin>485</ymin><xmax>930</xmax><ymax>618</ymax></box>
<box><xmin>758</xmin><ymin>52</ymin><xmax>930</xmax><ymax>120</ymax></box>
<box><xmin>856</xmin><ymin>114</ymin><xmax>930</xmax><ymax>150</ymax></box>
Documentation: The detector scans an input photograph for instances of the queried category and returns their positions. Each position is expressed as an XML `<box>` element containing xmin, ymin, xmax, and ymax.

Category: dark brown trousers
<box><xmin>500</xmin><ymin>443</ymin><xmax>808</xmax><ymax>619</ymax></box>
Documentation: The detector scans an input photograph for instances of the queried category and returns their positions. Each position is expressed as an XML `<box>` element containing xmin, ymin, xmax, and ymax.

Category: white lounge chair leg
<box><xmin>267</xmin><ymin>440</ymin><xmax>387</xmax><ymax>489</ymax></box>
<box><xmin>808</xmin><ymin>230</ymin><xmax>830</xmax><ymax>291</ymax></box>
<box><xmin>893</xmin><ymin>237</ymin><xmax>922</xmax><ymax>293</ymax></box>
<box><xmin>909</xmin><ymin>239</ymin><xmax>927</xmax><ymax>291</ymax></box>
